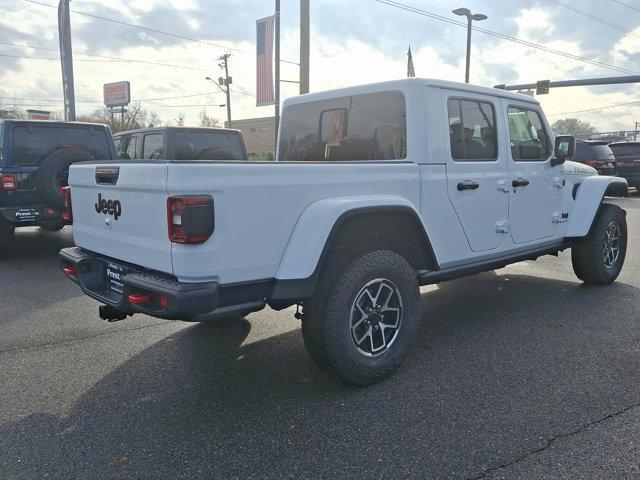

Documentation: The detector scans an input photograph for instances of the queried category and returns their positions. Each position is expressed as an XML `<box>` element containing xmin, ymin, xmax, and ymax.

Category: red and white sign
<box><xmin>26</xmin><ymin>109</ymin><xmax>51</xmax><ymax>120</ymax></box>
<box><xmin>328</xmin><ymin>110</ymin><xmax>345</xmax><ymax>146</ymax></box>
<box><xmin>103</xmin><ymin>81</ymin><xmax>131</xmax><ymax>107</ymax></box>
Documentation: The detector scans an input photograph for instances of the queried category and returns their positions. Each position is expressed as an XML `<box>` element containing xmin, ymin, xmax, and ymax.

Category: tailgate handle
<box><xmin>95</xmin><ymin>166</ymin><xmax>120</xmax><ymax>185</ymax></box>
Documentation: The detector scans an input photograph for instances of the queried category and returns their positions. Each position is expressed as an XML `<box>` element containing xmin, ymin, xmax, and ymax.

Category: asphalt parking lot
<box><xmin>2</xmin><ymin>197</ymin><xmax>640</xmax><ymax>479</ymax></box>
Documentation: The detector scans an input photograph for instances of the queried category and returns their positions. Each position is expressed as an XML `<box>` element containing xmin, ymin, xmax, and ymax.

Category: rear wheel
<box><xmin>40</xmin><ymin>220</ymin><xmax>65</xmax><ymax>232</ymax></box>
<box><xmin>302</xmin><ymin>250</ymin><xmax>420</xmax><ymax>385</ymax></box>
<box><xmin>572</xmin><ymin>203</ymin><xmax>627</xmax><ymax>285</ymax></box>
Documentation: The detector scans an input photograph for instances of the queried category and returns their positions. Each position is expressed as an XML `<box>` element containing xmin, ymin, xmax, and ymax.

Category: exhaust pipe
<box><xmin>99</xmin><ymin>305</ymin><xmax>132</xmax><ymax>322</ymax></box>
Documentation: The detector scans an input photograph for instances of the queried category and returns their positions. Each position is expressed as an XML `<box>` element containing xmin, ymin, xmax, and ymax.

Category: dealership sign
<box><xmin>103</xmin><ymin>81</ymin><xmax>131</xmax><ymax>107</ymax></box>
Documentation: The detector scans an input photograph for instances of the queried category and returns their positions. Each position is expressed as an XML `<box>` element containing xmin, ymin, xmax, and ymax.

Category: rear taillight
<box><xmin>1</xmin><ymin>174</ymin><xmax>16</xmax><ymax>190</ymax></box>
<box><xmin>585</xmin><ymin>160</ymin><xmax>606</xmax><ymax>167</ymax></box>
<box><xmin>61</xmin><ymin>186</ymin><xmax>72</xmax><ymax>222</ymax></box>
<box><xmin>167</xmin><ymin>195</ymin><xmax>214</xmax><ymax>244</ymax></box>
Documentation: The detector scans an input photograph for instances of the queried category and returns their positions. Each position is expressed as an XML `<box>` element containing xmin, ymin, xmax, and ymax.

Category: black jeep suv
<box><xmin>0</xmin><ymin>120</ymin><xmax>117</xmax><ymax>250</ymax></box>
<box><xmin>609</xmin><ymin>142</ymin><xmax>640</xmax><ymax>190</ymax></box>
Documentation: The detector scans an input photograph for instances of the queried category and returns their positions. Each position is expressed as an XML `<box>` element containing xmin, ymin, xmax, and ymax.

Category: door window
<box><xmin>507</xmin><ymin>107</ymin><xmax>550</xmax><ymax>161</ymax></box>
<box><xmin>142</xmin><ymin>134</ymin><xmax>163</xmax><ymax>159</ymax></box>
<box><xmin>447</xmin><ymin>98</ymin><xmax>498</xmax><ymax>161</ymax></box>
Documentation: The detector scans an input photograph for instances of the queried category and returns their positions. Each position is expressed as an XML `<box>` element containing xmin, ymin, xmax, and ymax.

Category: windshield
<box><xmin>11</xmin><ymin>125</ymin><xmax>110</xmax><ymax>166</ymax></box>
<box><xmin>173</xmin><ymin>131</ymin><xmax>246</xmax><ymax>161</ymax></box>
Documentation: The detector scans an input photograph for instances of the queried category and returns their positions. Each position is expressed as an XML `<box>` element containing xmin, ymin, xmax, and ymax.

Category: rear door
<box><xmin>503</xmin><ymin>101</ymin><xmax>562</xmax><ymax>244</ymax></box>
<box><xmin>442</xmin><ymin>90</ymin><xmax>509</xmax><ymax>252</ymax></box>
<box><xmin>69</xmin><ymin>162</ymin><xmax>173</xmax><ymax>274</ymax></box>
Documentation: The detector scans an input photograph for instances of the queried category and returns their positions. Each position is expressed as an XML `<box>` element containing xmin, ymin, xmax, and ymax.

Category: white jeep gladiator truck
<box><xmin>60</xmin><ymin>79</ymin><xmax>628</xmax><ymax>385</ymax></box>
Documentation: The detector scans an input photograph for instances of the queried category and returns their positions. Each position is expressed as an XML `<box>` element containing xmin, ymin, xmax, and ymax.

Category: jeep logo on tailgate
<box><xmin>95</xmin><ymin>193</ymin><xmax>122</xmax><ymax>220</ymax></box>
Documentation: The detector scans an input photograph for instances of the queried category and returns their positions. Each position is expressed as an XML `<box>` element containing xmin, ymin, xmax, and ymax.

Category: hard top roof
<box><xmin>283</xmin><ymin>78</ymin><xmax>540</xmax><ymax>107</ymax></box>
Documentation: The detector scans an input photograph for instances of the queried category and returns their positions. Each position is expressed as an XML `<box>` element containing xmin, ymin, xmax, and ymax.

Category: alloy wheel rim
<box><xmin>350</xmin><ymin>278</ymin><xmax>403</xmax><ymax>357</ymax></box>
<box><xmin>603</xmin><ymin>222</ymin><xmax>621</xmax><ymax>268</ymax></box>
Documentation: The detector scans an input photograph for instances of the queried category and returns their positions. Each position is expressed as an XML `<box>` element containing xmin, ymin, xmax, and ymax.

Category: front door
<box><xmin>443</xmin><ymin>91</ymin><xmax>509</xmax><ymax>252</ymax></box>
<box><xmin>503</xmin><ymin>101</ymin><xmax>562</xmax><ymax>244</ymax></box>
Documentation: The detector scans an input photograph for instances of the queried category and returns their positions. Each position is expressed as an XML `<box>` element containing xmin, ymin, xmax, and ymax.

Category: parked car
<box><xmin>573</xmin><ymin>140</ymin><xmax>617</xmax><ymax>176</ymax></box>
<box><xmin>113</xmin><ymin>127</ymin><xmax>248</xmax><ymax>161</ymax></box>
<box><xmin>60</xmin><ymin>79</ymin><xmax>628</xmax><ymax>385</ymax></box>
<box><xmin>0</xmin><ymin>120</ymin><xmax>116</xmax><ymax>251</ymax></box>
<box><xmin>609</xmin><ymin>141</ymin><xmax>640</xmax><ymax>189</ymax></box>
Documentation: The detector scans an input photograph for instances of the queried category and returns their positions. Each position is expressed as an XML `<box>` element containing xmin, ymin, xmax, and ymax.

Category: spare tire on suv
<box><xmin>37</xmin><ymin>147</ymin><xmax>95</xmax><ymax>207</ymax></box>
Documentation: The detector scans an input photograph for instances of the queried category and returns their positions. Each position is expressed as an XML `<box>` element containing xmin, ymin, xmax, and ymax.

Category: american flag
<box><xmin>256</xmin><ymin>16</ymin><xmax>275</xmax><ymax>106</ymax></box>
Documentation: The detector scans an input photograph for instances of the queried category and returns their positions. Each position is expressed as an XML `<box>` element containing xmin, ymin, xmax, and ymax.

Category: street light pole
<box><xmin>452</xmin><ymin>7</ymin><xmax>487</xmax><ymax>84</ymax></box>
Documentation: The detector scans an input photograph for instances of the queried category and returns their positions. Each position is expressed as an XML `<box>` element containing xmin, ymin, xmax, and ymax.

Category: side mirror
<box><xmin>551</xmin><ymin>135</ymin><xmax>576</xmax><ymax>166</ymax></box>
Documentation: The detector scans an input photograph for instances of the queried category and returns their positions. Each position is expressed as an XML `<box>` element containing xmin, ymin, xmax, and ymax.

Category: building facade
<box><xmin>226</xmin><ymin>116</ymin><xmax>276</xmax><ymax>160</ymax></box>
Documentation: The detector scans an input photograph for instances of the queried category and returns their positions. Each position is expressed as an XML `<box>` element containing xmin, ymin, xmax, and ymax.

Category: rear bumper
<box><xmin>0</xmin><ymin>205</ymin><xmax>63</xmax><ymax>227</ymax></box>
<box><xmin>618</xmin><ymin>172</ymin><xmax>640</xmax><ymax>186</ymax></box>
<box><xmin>59</xmin><ymin>247</ymin><xmax>223</xmax><ymax>320</ymax></box>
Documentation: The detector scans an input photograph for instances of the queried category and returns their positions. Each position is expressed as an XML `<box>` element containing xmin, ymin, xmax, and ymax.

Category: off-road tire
<box><xmin>41</xmin><ymin>221</ymin><xmax>65</xmax><ymax>232</ymax></box>
<box><xmin>303</xmin><ymin>250</ymin><xmax>420</xmax><ymax>385</ymax></box>
<box><xmin>37</xmin><ymin>148</ymin><xmax>95</xmax><ymax>208</ymax></box>
<box><xmin>572</xmin><ymin>203</ymin><xmax>627</xmax><ymax>285</ymax></box>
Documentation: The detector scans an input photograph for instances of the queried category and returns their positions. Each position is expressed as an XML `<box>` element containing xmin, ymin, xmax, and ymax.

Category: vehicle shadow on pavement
<box><xmin>2</xmin><ymin>272</ymin><xmax>640</xmax><ymax>479</ymax></box>
<box><xmin>0</xmin><ymin>227</ymin><xmax>74</xmax><ymax>263</ymax></box>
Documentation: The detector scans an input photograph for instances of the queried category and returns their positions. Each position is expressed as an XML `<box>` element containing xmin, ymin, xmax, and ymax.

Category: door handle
<box><xmin>457</xmin><ymin>180</ymin><xmax>480</xmax><ymax>191</ymax></box>
<box><xmin>512</xmin><ymin>178</ymin><xmax>530</xmax><ymax>188</ymax></box>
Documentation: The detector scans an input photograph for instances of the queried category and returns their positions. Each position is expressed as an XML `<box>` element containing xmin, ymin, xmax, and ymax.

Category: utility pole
<box><xmin>635</xmin><ymin>121</ymin><xmax>639</xmax><ymax>141</ymax></box>
<box><xmin>218</xmin><ymin>53</ymin><xmax>233</xmax><ymax>128</ymax></box>
<box><xmin>274</xmin><ymin>0</ymin><xmax>281</xmax><ymax>147</ymax></box>
<box><xmin>300</xmin><ymin>0</ymin><xmax>310</xmax><ymax>94</ymax></box>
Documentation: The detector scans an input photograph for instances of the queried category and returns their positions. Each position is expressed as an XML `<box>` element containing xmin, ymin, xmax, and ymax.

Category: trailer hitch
<box><xmin>99</xmin><ymin>305</ymin><xmax>133</xmax><ymax>322</ymax></box>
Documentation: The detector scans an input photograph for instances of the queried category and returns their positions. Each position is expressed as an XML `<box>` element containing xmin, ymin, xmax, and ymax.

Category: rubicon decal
<box><xmin>95</xmin><ymin>193</ymin><xmax>122</xmax><ymax>220</ymax></box>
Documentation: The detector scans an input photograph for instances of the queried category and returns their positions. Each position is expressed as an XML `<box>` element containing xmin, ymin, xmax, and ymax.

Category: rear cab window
<box><xmin>278</xmin><ymin>91</ymin><xmax>407</xmax><ymax>162</ymax></box>
<box><xmin>11</xmin><ymin>125</ymin><xmax>110</xmax><ymax>166</ymax></box>
<box><xmin>173</xmin><ymin>130</ymin><xmax>246</xmax><ymax>160</ymax></box>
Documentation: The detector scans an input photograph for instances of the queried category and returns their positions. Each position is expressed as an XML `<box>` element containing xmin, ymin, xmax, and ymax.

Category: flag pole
<box><xmin>274</xmin><ymin>0</ymin><xmax>280</xmax><ymax>150</ymax></box>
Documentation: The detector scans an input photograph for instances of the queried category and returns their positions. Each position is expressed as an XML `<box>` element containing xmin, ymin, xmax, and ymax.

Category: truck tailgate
<box><xmin>69</xmin><ymin>162</ymin><xmax>173</xmax><ymax>275</ymax></box>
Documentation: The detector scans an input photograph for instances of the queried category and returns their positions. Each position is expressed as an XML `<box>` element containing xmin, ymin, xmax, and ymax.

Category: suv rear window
<box><xmin>173</xmin><ymin>131</ymin><xmax>245</xmax><ymax>160</ymax></box>
<box><xmin>278</xmin><ymin>91</ymin><xmax>407</xmax><ymax>162</ymax></box>
<box><xmin>610</xmin><ymin>144</ymin><xmax>640</xmax><ymax>157</ymax></box>
<box><xmin>11</xmin><ymin>125</ymin><xmax>110</xmax><ymax>166</ymax></box>
<box><xmin>575</xmin><ymin>142</ymin><xmax>615</xmax><ymax>161</ymax></box>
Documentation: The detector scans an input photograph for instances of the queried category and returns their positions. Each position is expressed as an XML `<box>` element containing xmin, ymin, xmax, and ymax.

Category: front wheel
<box><xmin>572</xmin><ymin>203</ymin><xmax>627</xmax><ymax>285</ymax></box>
<box><xmin>303</xmin><ymin>250</ymin><xmax>420</xmax><ymax>385</ymax></box>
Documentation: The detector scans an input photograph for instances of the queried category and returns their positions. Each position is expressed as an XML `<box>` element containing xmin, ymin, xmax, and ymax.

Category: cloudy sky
<box><xmin>1</xmin><ymin>0</ymin><xmax>639</xmax><ymax>131</ymax></box>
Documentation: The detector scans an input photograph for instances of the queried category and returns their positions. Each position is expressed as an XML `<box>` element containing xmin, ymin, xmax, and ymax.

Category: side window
<box><xmin>507</xmin><ymin>107</ymin><xmax>551</xmax><ymax>161</ymax></box>
<box><xmin>278</xmin><ymin>91</ymin><xmax>407</xmax><ymax>162</ymax></box>
<box><xmin>142</xmin><ymin>134</ymin><xmax>163</xmax><ymax>159</ymax></box>
<box><xmin>126</xmin><ymin>136</ymin><xmax>138</xmax><ymax>159</ymax></box>
<box><xmin>448</xmin><ymin>98</ymin><xmax>498</xmax><ymax>161</ymax></box>
<box><xmin>115</xmin><ymin>135</ymin><xmax>128</xmax><ymax>158</ymax></box>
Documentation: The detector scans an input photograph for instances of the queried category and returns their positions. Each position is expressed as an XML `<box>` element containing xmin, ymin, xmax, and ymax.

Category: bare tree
<box><xmin>199</xmin><ymin>108</ymin><xmax>220</xmax><ymax>127</ymax></box>
<box><xmin>0</xmin><ymin>99</ymin><xmax>26</xmax><ymax>119</ymax></box>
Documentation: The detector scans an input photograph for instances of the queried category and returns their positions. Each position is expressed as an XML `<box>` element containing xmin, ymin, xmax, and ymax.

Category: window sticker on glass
<box><xmin>328</xmin><ymin>109</ymin><xmax>345</xmax><ymax>147</ymax></box>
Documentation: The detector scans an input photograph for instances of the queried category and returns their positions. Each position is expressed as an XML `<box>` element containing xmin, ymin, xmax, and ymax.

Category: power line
<box><xmin>372</xmin><ymin>0</ymin><xmax>639</xmax><ymax>75</ymax></box>
<box><xmin>22</xmin><ymin>0</ymin><xmax>299</xmax><ymax>66</ymax></box>
<box><xmin>546</xmin><ymin>99</ymin><xmax>640</xmax><ymax>116</ymax></box>
<box><xmin>0</xmin><ymin>41</ymin><xmax>210</xmax><ymax>70</ymax></box>
<box><xmin>611</xmin><ymin>0</ymin><xmax>640</xmax><ymax>14</ymax></box>
<box><xmin>0</xmin><ymin>52</ymin><xmax>212</xmax><ymax>72</ymax></box>
<box><xmin>546</xmin><ymin>0</ymin><xmax>640</xmax><ymax>40</ymax></box>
